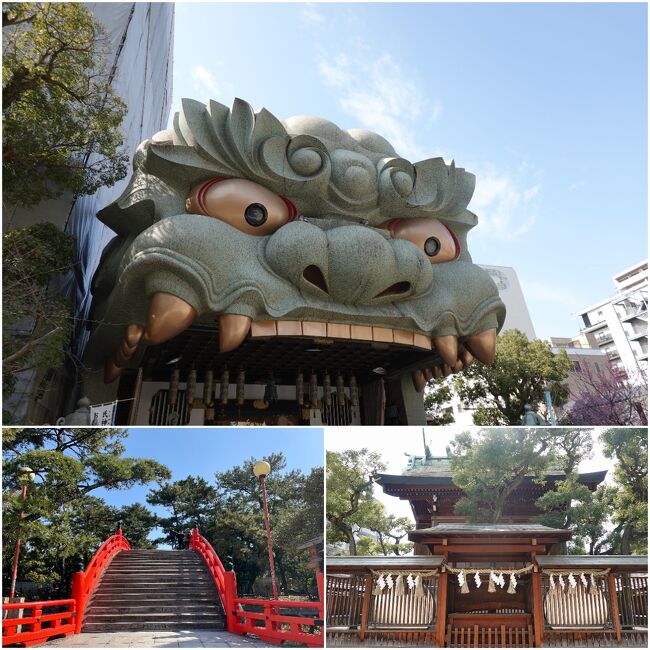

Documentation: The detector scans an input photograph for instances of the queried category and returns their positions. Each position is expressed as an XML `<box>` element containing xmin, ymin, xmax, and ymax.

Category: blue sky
<box><xmin>170</xmin><ymin>2</ymin><xmax>647</xmax><ymax>339</ymax></box>
<box><xmin>94</xmin><ymin>427</ymin><xmax>323</xmax><ymax>512</ymax></box>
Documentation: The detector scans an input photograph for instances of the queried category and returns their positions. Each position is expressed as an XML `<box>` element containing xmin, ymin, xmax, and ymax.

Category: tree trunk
<box><xmin>346</xmin><ymin>529</ymin><xmax>357</xmax><ymax>556</ymax></box>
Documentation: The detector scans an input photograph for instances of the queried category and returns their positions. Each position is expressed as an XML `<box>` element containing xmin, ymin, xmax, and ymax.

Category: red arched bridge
<box><xmin>2</xmin><ymin>528</ymin><xmax>323</xmax><ymax>648</ymax></box>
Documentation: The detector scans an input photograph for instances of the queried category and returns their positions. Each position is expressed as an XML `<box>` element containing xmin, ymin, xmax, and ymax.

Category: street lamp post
<box><xmin>10</xmin><ymin>466</ymin><xmax>35</xmax><ymax>599</ymax></box>
<box><xmin>253</xmin><ymin>460</ymin><xmax>278</xmax><ymax>600</ymax></box>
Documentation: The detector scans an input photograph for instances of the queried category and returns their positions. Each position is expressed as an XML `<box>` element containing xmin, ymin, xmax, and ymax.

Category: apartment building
<box><xmin>577</xmin><ymin>260</ymin><xmax>648</xmax><ymax>383</ymax></box>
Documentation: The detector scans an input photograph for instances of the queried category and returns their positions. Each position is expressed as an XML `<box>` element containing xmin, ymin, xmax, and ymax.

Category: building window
<box><xmin>572</xmin><ymin>361</ymin><xmax>582</xmax><ymax>372</ymax></box>
<box><xmin>594</xmin><ymin>362</ymin><xmax>601</xmax><ymax>374</ymax></box>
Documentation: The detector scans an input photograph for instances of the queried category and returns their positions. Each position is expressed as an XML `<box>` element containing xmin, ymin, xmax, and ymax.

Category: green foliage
<box><xmin>2</xmin><ymin>223</ymin><xmax>76</xmax><ymax>397</ymax></box>
<box><xmin>448</xmin><ymin>428</ymin><xmax>558</xmax><ymax>522</ymax></box>
<box><xmin>2</xmin><ymin>2</ymin><xmax>128</xmax><ymax>206</ymax></box>
<box><xmin>423</xmin><ymin>380</ymin><xmax>455</xmax><ymax>425</ymax></box>
<box><xmin>454</xmin><ymin>330</ymin><xmax>572</xmax><ymax>425</ymax></box>
<box><xmin>326</xmin><ymin>448</ymin><xmax>386</xmax><ymax>556</ymax></box>
<box><xmin>2</xmin><ymin>429</ymin><xmax>169</xmax><ymax>597</ymax></box>
<box><xmin>601</xmin><ymin>428</ymin><xmax>648</xmax><ymax>554</ymax></box>
<box><xmin>149</xmin><ymin>454</ymin><xmax>324</xmax><ymax>597</ymax></box>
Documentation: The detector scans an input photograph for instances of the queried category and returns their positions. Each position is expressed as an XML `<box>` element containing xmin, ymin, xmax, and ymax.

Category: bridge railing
<box><xmin>2</xmin><ymin>599</ymin><xmax>76</xmax><ymax>647</ymax></box>
<box><xmin>70</xmin><ymin>528</ymin><xmax>131</xmax><ymax>633</ymax></box>
<box><xmin>233</xmin><ymin>597</ymin><xmax>323</xmax><ymax>647</ymax></box>
<box><xmin>190</xmin><ymin>527</ymin><xmax>323</xmax><ymax>647</ymax></box>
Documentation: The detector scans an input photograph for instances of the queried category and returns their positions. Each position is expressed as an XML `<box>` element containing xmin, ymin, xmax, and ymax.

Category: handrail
<box><xmin>233</xmin><ymin>592</ymin><xmax>324</xmax><ymax>648</ymax></box>
<box><xmin>189</xmin><ymin>527</ymin><xmax>238</xmax><ymax>631</ymax></box>
<box><xmin>70</xmin><ymin>528</ymin><xmax>131</xmax><ymax>633</ymax></box>
<box><xmin>2</xmin><ymin>599</ymin><xmax>76</xmax><ymax>647</ymax></box>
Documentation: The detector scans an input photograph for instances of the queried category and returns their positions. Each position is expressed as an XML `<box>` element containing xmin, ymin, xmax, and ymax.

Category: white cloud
<box><xmin>191</xmin><ymin>64</ymin><xmax>219</xmax><ymax>95</ymax></box>
<box><xmin>469</xmin><ymin>162</ymin><xmax>542</xmax><ymax>241</ymax></box>
<box><xmin>301</xmin><ymin>3</ymin><xmax>325</xmax><ymax>25</ymax></box>
<box><xmin>318</xmin><ymin>52</ymin><xmax>441</xmax><ymax>160</ymax></box>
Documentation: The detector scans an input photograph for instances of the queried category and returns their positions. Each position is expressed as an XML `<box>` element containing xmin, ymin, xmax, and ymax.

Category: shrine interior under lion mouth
<box><xmin>109</xmin><ymin>318</ymin><xmax>452</xmax><ymax>426</ymax></box>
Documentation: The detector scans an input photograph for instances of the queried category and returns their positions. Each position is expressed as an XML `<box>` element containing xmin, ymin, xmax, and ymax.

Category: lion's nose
<box><xmin>266</xmin><ymin>222</ymin><xmax>432</xmax><ymax>304</ymax></box>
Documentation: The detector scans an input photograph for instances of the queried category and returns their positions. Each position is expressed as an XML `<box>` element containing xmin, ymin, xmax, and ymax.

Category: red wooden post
<box><xmin>435</xmin><ymin>569</ymin><xmax>448</xmax><ymax>647</ymax></box>
<box><xmin>608</xmin><ymin>573</ymin><xmax>622</xmax><ymax>643</ymax></box>
<box><xmin>71</xmin><ymin>571</ymin><xmax>85</xmax><ymax>634</ymax></box>
<box><xmin>316</xmin><ymin>571</ymin><xmax>324</xmax><ymax>621</ymax></box>
<box><xmin>224</xmin><ymin>571</ymin><xmax>238</xmax><ymax>632</ymax></box>
<box><xmin>359</xmin><ymin>573</ymin><xmax>373</xmax><ymax>642</ymax></box>
<box><xmin>531</xmin><ymin>569</ymin><xmax>544</xmax><ymax>648</ymax></box>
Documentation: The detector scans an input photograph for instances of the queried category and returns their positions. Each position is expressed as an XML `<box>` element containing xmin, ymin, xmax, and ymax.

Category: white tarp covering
<box><xmin>62</xmin><ymin>2</ymin><xmax>174</xmax><ymax>357</ymax></box>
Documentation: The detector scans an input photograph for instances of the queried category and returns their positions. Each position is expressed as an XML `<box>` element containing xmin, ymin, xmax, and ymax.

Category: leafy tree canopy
<box><xmin>2</xmin><ymin>223</ymin><xmax>76</xmax><ymax>399</ymax></box>
<box><xmin>2</xmin><ymin>429</ymin><xmax>170</xmax><ymax>597</ymax></box>
<box><xmin>448</xmin><ymin>428</ymin><xmax>559</xmax><ymax>522</ymax></box>
<box><xmin>3</xmin><ymin>2</ymin><xmax>128</xmax><ymax>206</ymax></box>
<box><xmin>326</xmin><ymin>448</ymin><xmax>394</xmax><ymax>556</ymax></box>
<box><xmin>454</xmin><ymin>330</ymin><xmax>572</xmax><ymax>425</ymax></box>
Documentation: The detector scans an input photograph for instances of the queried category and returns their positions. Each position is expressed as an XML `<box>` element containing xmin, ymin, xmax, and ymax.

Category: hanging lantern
<box><xmin>186</xmin><ymin>369</ymin><xmax>197</xmax><ymax>412</ymax></box>
<box><xmin>296</xmin><ymin>371</ymin><xmax>304</xmax><ymax>406</ymax></box>
<box><xmin>309</xmin><ymin>371</ymin><xmax>319</xmax><ymax>405</ymax></box>
<box><xmin>203</xmin><ymin>370</ymin><xmax>214</xmax><ymax>407</ymax></box>
<box><xmin>236</xmin><ymin>369</ymin><xmax>245</xmax><ymax>405</ymax></box>
<box><xmin>336</xmin><ymin>373</ymin><xmax>345</xmax><ymax>406</ymax></box>
<box><xmin>323</xmin><ymin>372</ymin><xmax>331</xmax><ymax>407</ymax></box>
<box><xmin>350</xmin><ymin>374</ymin><xmax>359</xmax><ymax>407</ymax></box>
<box><xmin>168</xmin><ymin>368</ymin><xmax>180</xmax><ymax>407</ymax></box>
<box><xmin>220</xmin><ymin>368</ymin><xmax>230</xmax><ymax>405</ymax></box>
<box><xmin>264</xmin><ymin>374</ymin><xmax>278</xmax><ymax>404</ymax></box>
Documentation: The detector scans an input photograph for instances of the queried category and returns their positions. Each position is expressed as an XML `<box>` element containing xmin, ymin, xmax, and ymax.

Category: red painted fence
<box><xmin>2</xmin><ymin>599</ymin><xmax>76</xmax><ymax>648</ymax></box>
<box><xmin>190</xmin><ymin>528</ymin><xmax>324</xmax><ymax>647</ymax></box>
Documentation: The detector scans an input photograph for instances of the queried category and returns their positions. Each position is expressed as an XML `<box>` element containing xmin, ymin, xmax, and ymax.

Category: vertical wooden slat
<box><xmin>436</xmin><ymin>571</ymin><xmax>448</xmax><ymax>648</ymax></box>
<box><xmin>532</xmin><ymin>570</ymin><xmax>544</xmax><ymax>647</ymax></box>
<box><xmin>359</xmin><ymin>573</ymin><xmax>373</xmax><ymax>641</ymax></box>
<box><xmin>608</xmin><ymin>572</ymin><xmax>622</xmax><ymax>642</ymax></box>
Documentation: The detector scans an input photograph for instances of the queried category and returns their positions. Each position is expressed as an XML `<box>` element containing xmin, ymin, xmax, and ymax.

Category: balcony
<box><xmin>595</xmin><ymin>331</ymin><xmax>614</xmax><ymax>345</ymax></box>
<box><xmin>606</xmin><ymin>349</ymin><xmax>621</xmax><ymax>360</ymax></box>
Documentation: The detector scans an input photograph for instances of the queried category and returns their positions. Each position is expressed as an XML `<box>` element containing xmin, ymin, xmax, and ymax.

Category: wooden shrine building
<box><xmin>326</xmin><ymin>456</ymin><xmax>648</xmax><ymax>647</ymax></box>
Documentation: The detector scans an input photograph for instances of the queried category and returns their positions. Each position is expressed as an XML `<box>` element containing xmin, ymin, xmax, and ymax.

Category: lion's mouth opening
<box><xmin>103</xmin><ymin>292</ymin><xmax>497</xmax><ymax>390</ymax></box>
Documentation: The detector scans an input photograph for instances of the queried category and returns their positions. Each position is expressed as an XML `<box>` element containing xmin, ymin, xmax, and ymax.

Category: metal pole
<box><xmin>259</xmin><ymin>475</ymin><xmax>279</xmax><ymax>600</ymax></box>
<box><xmin>543</xmin><ymin>389</ymin><xmax>558</xmax><ymax>425</ymax></box>
<box><xmin>9</xmin><ymin>483</ymin><xmax>28</xmax><ymax>598</ymax></box>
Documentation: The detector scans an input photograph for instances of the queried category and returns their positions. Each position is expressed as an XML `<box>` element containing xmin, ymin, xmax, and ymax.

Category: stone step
<box><xmin>90</xmin><ymin>584</ymin><xmax>216</xmax><ymax>596</ymax></box>
<box><xmin>85</xmin><ymin>612</ymin><xmax>224</xmax><ymax>623</ymax></box>
<box><xmin>89</xmin><ymin>594</ymin><xmax>219</xmax><ymax>603</ymax></box>
<box><xmin>83</xmin><ymin>620</ymin><xmax>225</xmax><ymax>632</ymax></box>
<box><xmin>87</xmin><ymin>604</ymin><xmax>222</xmax><ymax>614</ymax></box>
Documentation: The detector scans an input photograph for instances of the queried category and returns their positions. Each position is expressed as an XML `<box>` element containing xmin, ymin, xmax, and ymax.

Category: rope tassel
<box><xmin>394</xmin><ymin>574</ymin><xmax>405</xmax><ymax>596</ymax></box>
<box><xmin>507</xmin><ymin>573</ymin><xmax>517</xmax><ymax>594</ymax></box>
<box><xmin>488</xmin><ymin>573</ymin><xmax>496</xmax><ymax>593</ymax></box>
<box><xmin>415</xmin><ymin>575</ymin><xmax>425</xmax><ymax>599</ymax></box>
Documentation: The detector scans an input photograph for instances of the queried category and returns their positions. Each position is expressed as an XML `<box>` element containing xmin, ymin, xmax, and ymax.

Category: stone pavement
<box><xmin>41</xmin><ymin>630</ymin><xmax>274</xmax><ymax>648</ymax></box>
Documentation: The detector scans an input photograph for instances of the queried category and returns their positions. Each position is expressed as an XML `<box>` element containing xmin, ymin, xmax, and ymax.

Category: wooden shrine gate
<box><xmin>3</xmin><ymin>528</ymin><xmax>323</xmax><ymax>648</ymax></box>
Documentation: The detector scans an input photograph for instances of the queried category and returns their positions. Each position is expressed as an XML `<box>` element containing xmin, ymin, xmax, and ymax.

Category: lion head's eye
<box><xmin>384</xmin><ymin>217</ymin><xmax>460</xmax><ymax>264</ymax></box>
<box><xmin>186</xmin><ymin>178</ymin><xmax>297</xmax><ymax>236</ymax></box>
